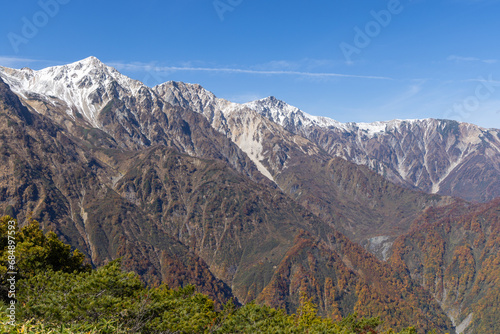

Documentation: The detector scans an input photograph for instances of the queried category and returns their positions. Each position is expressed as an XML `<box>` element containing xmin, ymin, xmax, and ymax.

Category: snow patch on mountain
<box><xmin>245</xmin><ymin>96</ymin><xmax>427</xmax><ymax>137</ymax></box>
<box><xmin>245</xmin><ymin>96</ymin><xmax>346</xmax><ymax>130</ymax></box>
<box><xmin>0</xmin><ymin>56</ymin><xmax>145</xmax><ymax>127</ymax></box>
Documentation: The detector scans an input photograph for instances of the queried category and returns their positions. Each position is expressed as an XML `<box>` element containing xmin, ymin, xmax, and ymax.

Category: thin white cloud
<box><xmin>460</xmin><ymin>76</ymin><xmax>500</xmax><ymax>84</ymax></box>
<box><xmin>447</xmin><ymin>55</ymin><xmax>497</xmax><ymax>64</ymax></box>
<box><xmin>0</xmin><ymin>56</ymin><xmax>42</xmax><ymax>68</ymax></box>
<box><xmin>251</xmin><ymin>58</ymin><xmax>341</xmax><ymax>72</ymax></box>
<box><xmin>252</xmin><ymin>60</ymin><xmax>299</xmax><ymax>71</ymax></box>
<box><xmin>0</xmin><ymin>57</ymin><xmax>390</xmax><ymax>81</ymax></box>
<box><xmin>109</xmin><ymin>62</ymin><xmax>392</xmax><ymax>80</ymax></box>
<box><xmin>0</xmin><ymin>56</ymin><xmax>70</xmax><ymax>69</ymax></box>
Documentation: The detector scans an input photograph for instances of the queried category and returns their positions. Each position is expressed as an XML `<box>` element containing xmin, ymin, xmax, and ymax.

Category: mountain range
<box><xmin>1</xmin><ymin>56</ymin><xmax>499</xmax><ymax>333</ymax></box>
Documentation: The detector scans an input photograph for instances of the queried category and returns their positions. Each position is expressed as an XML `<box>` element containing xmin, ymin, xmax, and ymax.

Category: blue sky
<box><xmin>1</xmin><ymin>0</ymin><xmax>500</xmax><ymax>129</ymax></box>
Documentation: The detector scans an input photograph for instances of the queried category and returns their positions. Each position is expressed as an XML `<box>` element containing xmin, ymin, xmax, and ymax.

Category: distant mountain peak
<box><xmin>254</xmin><ymin>95</ymin><xmax>290</xmax><ymax>106</ymax></box>
<box><xmin>0</xmin><ymin>57</ymin><xmax>145</xmax><ymax>126</ymax></box>
<box><xmin>153</xmin><ymin>80</ymin><xmax>220</xmax><ymax>112</ymax></box>
<box><xmin>80</xmin><ymin>55</ymin><xmax>101</xmax><ymax>63</ymax></box>
<box><xmin>245</xmin><ymin>96</ymin><xmax>444</xmax><ymax>136</ymax></box>
<box><xmin>245</xmin><ymin>96</ymin><xmax>345</xmax><ymax>130</ymax></box>
<box><xmin>68</xmin><ymin>55</ymin><xmax>105</xmax><ymax>68</ymax></box>
<box><xmin>156</xmin><ymin>80</ymin><xmax>213</xmax><ymax>96</ymax></box>
<box><xmin>260</xmin><ymin>95</ymin><xmax>280</xmax><ymax>103</ymax></box>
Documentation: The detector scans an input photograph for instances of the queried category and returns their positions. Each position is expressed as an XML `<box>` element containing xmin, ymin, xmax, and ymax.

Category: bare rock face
<box><xmin>152</xmin><ymin>82</ymin><xmax>456</xmax><ymax>248</ymax></box>
<box><xmin>244</xmin><ymin>97</ymin><xmax>500</xmax><ymax>203</ymax></box>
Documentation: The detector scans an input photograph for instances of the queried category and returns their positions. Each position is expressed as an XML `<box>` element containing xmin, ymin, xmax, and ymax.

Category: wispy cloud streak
<box><xmin>109</xmin><ymin>62</ymin><xmax>392</xmax><ymax>80</ymax></box>
<box><xmin>447</xmin><ymin>55</ymin><xmax>497</xmax><ymax>64</ymax></box>
<box><xmin>0</xmin><ymin>56</ymin><xmax>44</xmax><ymax>67</ymax></box>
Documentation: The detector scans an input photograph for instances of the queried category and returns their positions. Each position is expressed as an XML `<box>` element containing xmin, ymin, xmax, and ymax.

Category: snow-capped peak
<box><xmin>154</xmin><ymin>81</ymin><xmax>218</xmax><ymax>106</ymax></box>
<box><xmin>154</xmin><ymin>80</ymin><xmax>243</xmax><ymax>117</ymax></box>
<box><xmin>0</xmin><ymin>56</ymin><xmax>146</xmax><ymax>126</ymax></box>
<box><xmin>245</xmin><ymin>96</ymin><xmax>346</xmax><ymax>130</ymax></box>
<box><xmin>79</xmin><ymin>55</ymin><xmax>103</xmax><ymax>66</ymax></box>
<box><xmin>245</xmin><ymin>96</ymin><xmax>434</xmax><ymax>137</ymax></box>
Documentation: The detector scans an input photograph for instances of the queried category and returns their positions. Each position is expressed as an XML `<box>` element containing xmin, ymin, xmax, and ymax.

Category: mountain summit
<box><xmin>0</xmin><ymin>56</ymin><xmax>145</xmax><ymax>127</ymax></box>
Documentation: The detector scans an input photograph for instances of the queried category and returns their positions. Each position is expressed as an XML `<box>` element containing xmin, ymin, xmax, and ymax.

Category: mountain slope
<box><xmin>389</xmin><ymin>198</ymin><xmax>500</xmax><ymax>334</ymax></box>
<box><xmin>155</xmin><ymin>81</ymin><xmax>456</xmax><ymax>251</ymax></box>
<box><xmin>3</xmin><ymin>59</ymin><xmax>499</xmax><ymax>205</ymax></box>
<box><xmin>256</xmin><ymin>229</ymin><xmax>453</xmax><ymax>331</ymax></box>
<box><xmin>0</xmin><ymin>76</ymin><xmax>235</xmax><ymax>304</ymax></box>
<box><xmin>0</xmin><ymin>57</ymin><xmax>270</xmax><ymax>187</ymax></box>
<box><xmin>245</xmin><ymin>97</ymin><xmax>500</xmax><ymax>203</ymax></box>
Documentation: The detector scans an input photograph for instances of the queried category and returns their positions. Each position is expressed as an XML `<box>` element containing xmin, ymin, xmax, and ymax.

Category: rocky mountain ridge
<box><xmin>244</xmin><ymin>96</ymin><xmax>500</xmax><ymax>202</ymax></box>
<box><xmin>2</xmin><ymin>57</ymin><xmax>499</xmax><ymax>202</ymax></box>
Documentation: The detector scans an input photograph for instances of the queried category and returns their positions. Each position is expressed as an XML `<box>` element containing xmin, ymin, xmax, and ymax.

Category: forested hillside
<box><xmin>389</xmin><ymin>198</ymin><xmax>500</xmax><ymax>333</ymax></box>
<box><xmin>0</xmin><ymin>216</ymin><xmax>421</xmax><ymax>334</ymax></box>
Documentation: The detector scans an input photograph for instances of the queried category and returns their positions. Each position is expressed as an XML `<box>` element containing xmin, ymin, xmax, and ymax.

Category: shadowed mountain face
<box><xmin>3</xmin><ymin>57</ymin><xmax>498</xmax><ymax>332</ymax></box>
